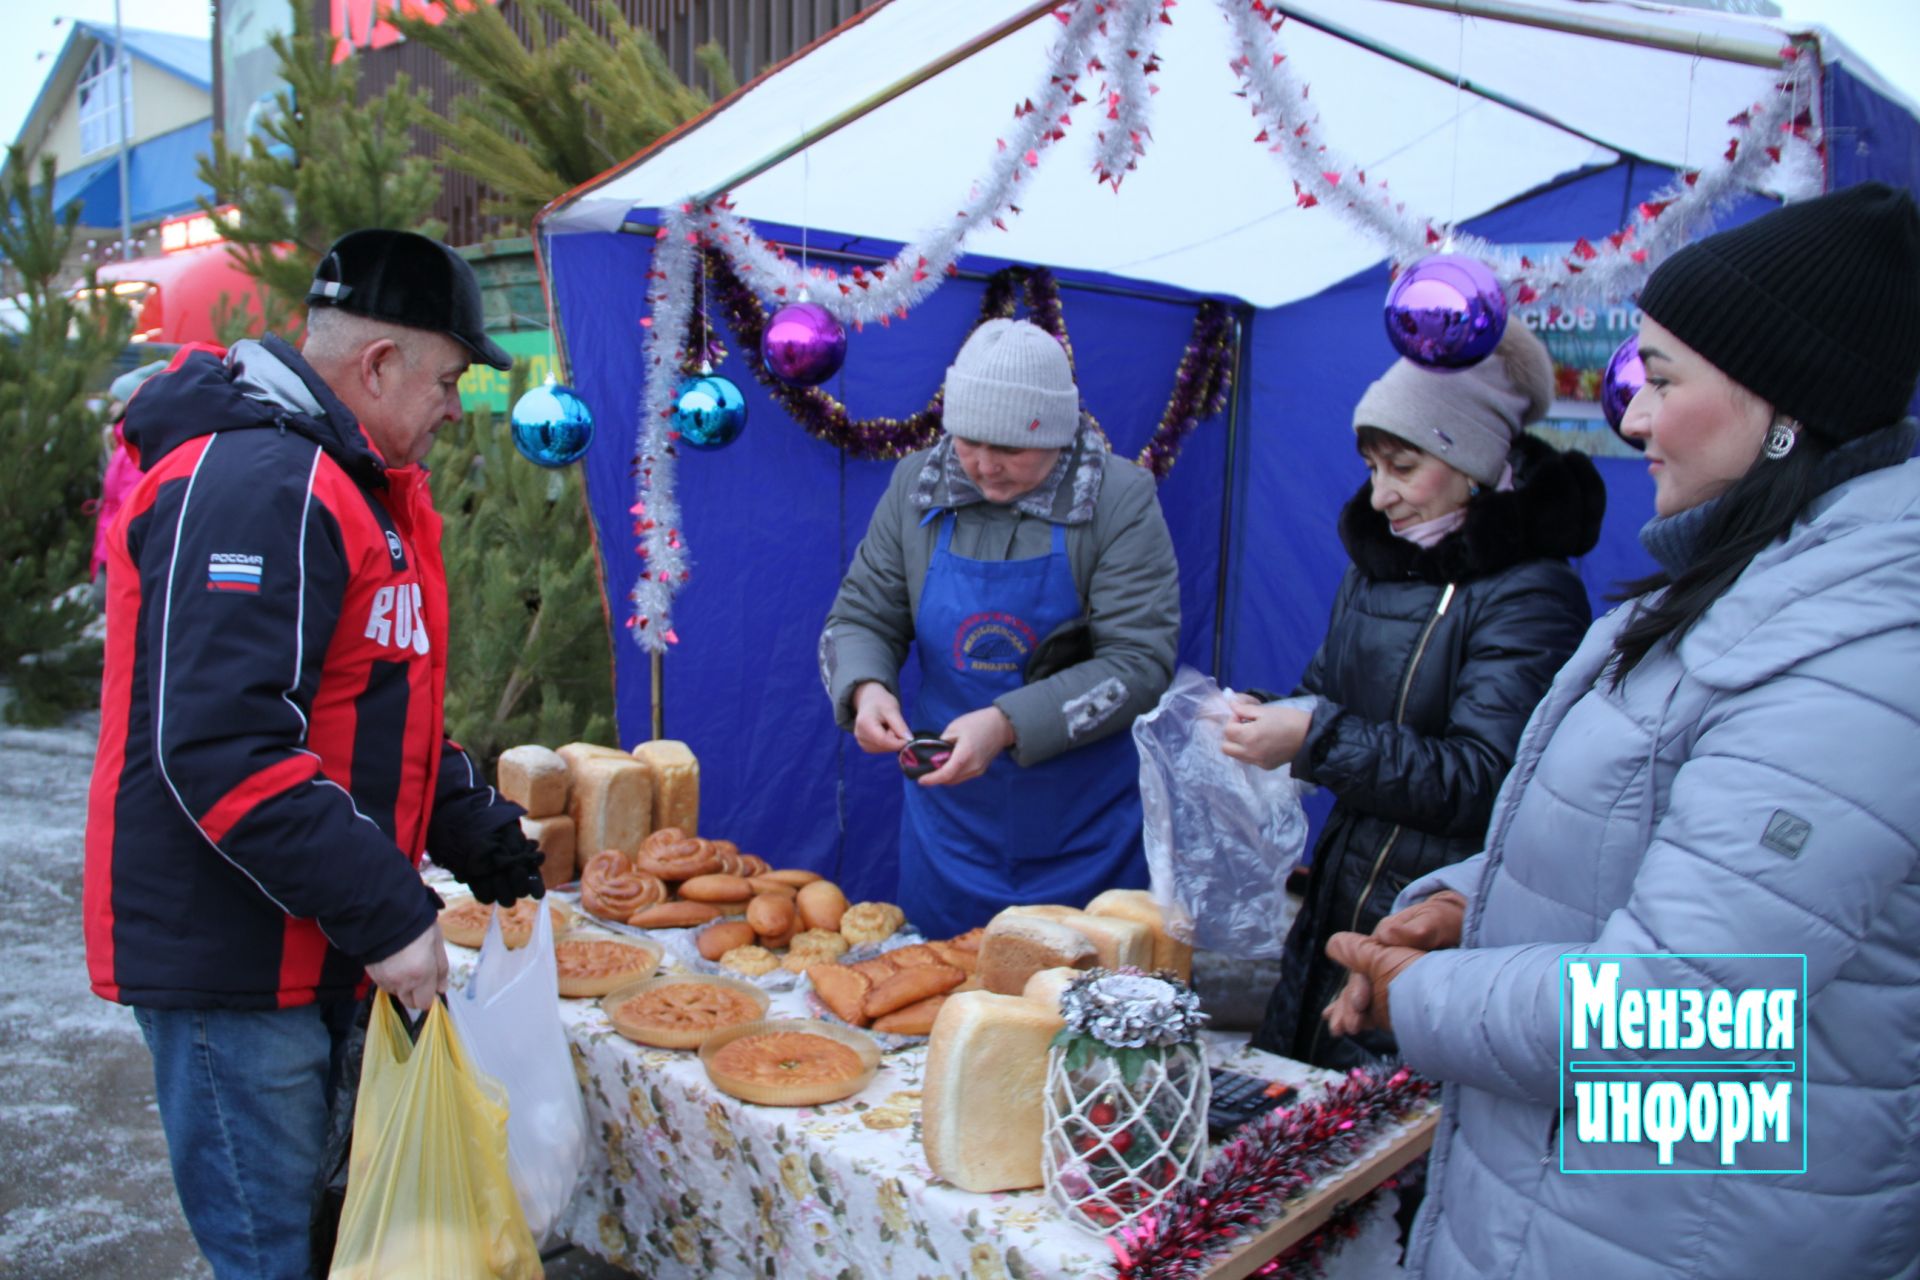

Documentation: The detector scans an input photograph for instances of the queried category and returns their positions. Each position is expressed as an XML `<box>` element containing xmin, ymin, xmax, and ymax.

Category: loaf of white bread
<box><xmin>497</xmin><ymin>744</ymin><xmax>570</xmax><ymax>818</ymax></box>
<box><xmin>978</xmin><ymin>915</ymin><xmax>1097</xmax><ymax>995</ymax></box>
<box><xmin>1000</xmin><ymin>904</ymin><xmax>1153</xmax><ymax>972</ymax></box>
<box><xmin>557</xmin><ymin>742</ymin><xmax>651</xmax><ymax>857</ymax></box>
<box><xmin>1085</xmin><ymin>888</ymin><xmax>1192</xmax><ymax>981</ymax></box>
<box><xmin>631</xmin><ymin>739</ymin><xmax>699</xmax><ymax>835</ymax></box>
<box><xmin>921</xmin><ymin>991</ymin><xmax>1064</xmax><ymax>1192</ymax></box>
<box><xmin>1020</xmin><ymin>965</ymin><xmax>1085</xmax><ymax>1014</ymax></box>
<box><xmin>521</xmin><ymin>814</ymin><xmax>577</xmax><ymax>890</ymax></box>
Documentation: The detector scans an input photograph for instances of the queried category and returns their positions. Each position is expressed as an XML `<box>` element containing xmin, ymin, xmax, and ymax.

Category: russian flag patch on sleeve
<box><xmin>207</xmin><ymin>553</ymin><xmax>264</xmax><ymax>593</ymax></box>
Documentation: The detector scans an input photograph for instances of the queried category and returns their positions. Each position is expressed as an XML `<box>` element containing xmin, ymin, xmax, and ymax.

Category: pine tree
<box><xmin>394</xmin><ymin>0</ymin><xmax>734</xmax><ymax>229</ymax></box>
<box><xmin>434</xmin><ymin>379</ymin><xmax>615</xmax><ymax>772</ymax></box>
<box><xmin>0</xmin><ymin>151</ymin><xmax>134</xmax><ymax>724</ymax></box>
<box><xmin>198</xmin><ymin>1</ymin><xmax>443</xmax><ymax>325</ymax></box>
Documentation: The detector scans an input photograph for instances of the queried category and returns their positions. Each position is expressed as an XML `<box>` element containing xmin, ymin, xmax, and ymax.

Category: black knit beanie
<box><xmin>1637</xmin><ymin>181</ymin><xmax>1920</xmax><ymax>442</ymax></box>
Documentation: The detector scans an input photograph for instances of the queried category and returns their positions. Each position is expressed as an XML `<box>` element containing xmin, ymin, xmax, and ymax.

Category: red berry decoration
<box><xmin>1090</xmin><ymin>1100</ymin><xmax>1118</xmax><ymax>1127</ymax></box>
<box><xmin>1110</xmin><ymin>1129</ymin><xmax>1135</xmax><ymax>1156</ymax></box>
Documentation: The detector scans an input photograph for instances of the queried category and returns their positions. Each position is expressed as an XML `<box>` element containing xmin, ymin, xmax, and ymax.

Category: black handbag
<box><xmin>1025</xmin><ymin>615</ymin><xmax>1093</xmax><ymax>684</ymax></box>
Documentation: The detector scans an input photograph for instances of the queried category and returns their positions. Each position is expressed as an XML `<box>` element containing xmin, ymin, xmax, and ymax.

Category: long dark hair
<box><xmin>1609</xmin><ymin>431</ymin><xmax>1834</xmax><ymax>684</ymax></box>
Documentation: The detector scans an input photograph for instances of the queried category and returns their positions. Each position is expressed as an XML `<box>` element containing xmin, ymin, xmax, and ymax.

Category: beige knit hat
<box><xmin>941</xmin><ymin>318</ymin><xmax>1081</xmax><ymax>449</ymax></box>
<box><xmin>1351</xmin><ymin>321</ymin><xmax>1555</xmax><ymax>486</ymax></box>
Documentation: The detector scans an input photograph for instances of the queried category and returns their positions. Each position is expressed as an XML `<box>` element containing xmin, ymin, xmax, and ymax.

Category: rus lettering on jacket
<box><xmin>364</xmin><ymin>582</ymin><xmax>430</xmax><ymax>655</ymax></box>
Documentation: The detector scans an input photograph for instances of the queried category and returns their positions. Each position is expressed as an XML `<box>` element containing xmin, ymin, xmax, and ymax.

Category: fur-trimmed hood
<box><xmin>1339</xmin><ymin>433</ymin><xmax>1605</xmax><ymax>584</ymax></box>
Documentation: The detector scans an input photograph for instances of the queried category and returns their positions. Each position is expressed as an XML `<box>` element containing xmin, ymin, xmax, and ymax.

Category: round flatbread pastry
<box><xmin>554</xmin><ymin>936</ymin><xmax>661</xmax><ymax>998</ymax></box>
<box><xmin>439</xmin><ymin>896</ymin><xmax>570</xmax><ymax>950</ymax></box>
<box><xmin>603</xmin><ymin>975</ymin><xmax>770</xmax><ymax>1049</ymax></box>
<box><xmin>700</xmin><ymin>1018</ymin><xmax>880</xmax><ymax>1106</ymax></box>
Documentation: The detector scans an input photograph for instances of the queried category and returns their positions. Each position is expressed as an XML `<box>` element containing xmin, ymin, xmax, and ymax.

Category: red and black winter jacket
<box><xmin>84</xmin><ymin>335</ymin><xmax>520</xmax><ymax>1010</ymax></box>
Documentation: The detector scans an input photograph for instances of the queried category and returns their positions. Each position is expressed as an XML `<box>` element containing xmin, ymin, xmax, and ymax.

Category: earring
<box><xmin>1763</xmin><ymin>418</ymin><xmax>1798</xmax><ymax>460</ymax></box>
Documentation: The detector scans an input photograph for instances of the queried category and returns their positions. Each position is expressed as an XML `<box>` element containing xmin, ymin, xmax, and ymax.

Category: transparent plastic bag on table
<box><xmin>327</xmin><ymin>993</ymin><xmax>541</xmax><ymax>1279</ymax></box>
<box><xmin>446</xmin><ymin>896</ymin><xmax>588</xmax><ymax>1243</ymax></box>
<box><xmin>1132</xmin><ymin>666</ymin><xmax>1311</xmax><ymax>959</ymax></box>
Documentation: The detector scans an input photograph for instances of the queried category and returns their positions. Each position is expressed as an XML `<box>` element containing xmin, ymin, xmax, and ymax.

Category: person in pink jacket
<box><xmin>90</xmin><ymin>360</ymin><xmax>170</xmax><ymax>605</ymax></box>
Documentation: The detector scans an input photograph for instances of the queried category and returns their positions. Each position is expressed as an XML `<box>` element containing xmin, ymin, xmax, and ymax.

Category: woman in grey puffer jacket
<box><xmin>1323</xmin><ymin>183</ymin><xmax>1920</xmax><ymax>1279</ymax></box>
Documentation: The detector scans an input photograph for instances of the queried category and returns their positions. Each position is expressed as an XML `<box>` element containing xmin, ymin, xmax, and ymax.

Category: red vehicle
<box><xmin>90</xmin><ymin>242</ymin><xmax>270</xmax><ymax>347</ymax></box>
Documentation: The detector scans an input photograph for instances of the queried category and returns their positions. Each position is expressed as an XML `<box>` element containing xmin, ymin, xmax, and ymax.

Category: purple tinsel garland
<box><xmin>1107</xmin><ymin>1065</ymin><xmax>1436</xmax><ymax>1279</ymax></box>
<box><xmin>703</xmin><ymin>247</ymin><xmax>1233</xmax><ymax>477</ymax></box>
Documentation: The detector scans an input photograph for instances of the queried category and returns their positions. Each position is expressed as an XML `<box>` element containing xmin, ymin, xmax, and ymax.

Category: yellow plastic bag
<box><xmin>327</xmin><ymin>992</ymin><xmax>542</xmax><ymax>1279</ymax></box>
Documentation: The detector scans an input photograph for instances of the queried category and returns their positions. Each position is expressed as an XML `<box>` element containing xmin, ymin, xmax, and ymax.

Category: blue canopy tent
<box><xmin>533</xmin><ymin>0</ymin><xmax>1920</xmax><ymax>901</ymax></box>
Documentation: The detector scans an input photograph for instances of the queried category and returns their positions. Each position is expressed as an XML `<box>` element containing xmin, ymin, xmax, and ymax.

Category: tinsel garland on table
<box><xmin>1106</xmin><ymin>1064</ymin><xmax>1436</xmax><ymax>1279</ymax></box>
<box><xmin>703</xmin><ymin>246</ymin><xmax>1233</xmax><ymax>474</ymax></box>
<box><xmin>1253</xmin><ymin>1187</ymin><xmax>1386</xmax><ymax>1279</ymax></box>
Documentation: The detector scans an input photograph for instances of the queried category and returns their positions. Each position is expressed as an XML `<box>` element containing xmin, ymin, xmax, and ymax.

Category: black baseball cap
<box><xmin>306</xmin><ymin>228</ymin><xmax>513</xmax><ymax>371</ymax></box>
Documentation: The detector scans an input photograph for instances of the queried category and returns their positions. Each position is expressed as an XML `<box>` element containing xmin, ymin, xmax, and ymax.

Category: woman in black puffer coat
<box><xmin>1229</xmin><ymin>322</ymin><xmax>1605</xmax><ymax>1070</ymax></box>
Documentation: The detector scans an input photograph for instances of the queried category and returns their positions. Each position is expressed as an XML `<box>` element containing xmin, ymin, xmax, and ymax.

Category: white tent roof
<box><xmin>542</xmin><ymin>0</ymin><xmax>1881</xmax><ymax>309</ymax></box>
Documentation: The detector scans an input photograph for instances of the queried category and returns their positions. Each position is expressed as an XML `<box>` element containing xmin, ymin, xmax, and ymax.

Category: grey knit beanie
<box><xmin>1352</xmin><ymin>321</ymin><xmax>1555</xmax><ymax>486</ymax></box>
<box><xmin>941</xmin><ymin>318</ymin><xmax>1080</xmax><ymax>449</ymax></box>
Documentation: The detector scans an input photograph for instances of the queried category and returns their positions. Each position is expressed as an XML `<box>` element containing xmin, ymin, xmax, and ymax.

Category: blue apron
<box><xmin>897</xmin><ymin>514</ymin><xmax>1146</xmax><ymax>938</ymax></box>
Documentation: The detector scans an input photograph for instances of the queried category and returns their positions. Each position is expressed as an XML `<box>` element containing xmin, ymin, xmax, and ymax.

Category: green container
<box><xmin>455</xmin><ymin>237</ymin><xmax>557</xmax><ymax>414</ymax></box>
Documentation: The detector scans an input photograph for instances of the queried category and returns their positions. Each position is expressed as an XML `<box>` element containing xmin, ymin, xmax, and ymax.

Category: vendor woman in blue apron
<box><xmin>821</xmin><ymin>318</ymin><xmax>1181</xmax><ymax>938</ymax></box>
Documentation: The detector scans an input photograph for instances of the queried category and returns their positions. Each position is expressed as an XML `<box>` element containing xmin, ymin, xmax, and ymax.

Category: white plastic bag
<box><xmin>1133</xmin><ymin>666</ymin><xmax>1310</xmax><ymax>959</ymax></box>
<box><xmin>445</xmin><ymin>899</ymin><xmax>587</xmax><ymax>1243</ymax></box>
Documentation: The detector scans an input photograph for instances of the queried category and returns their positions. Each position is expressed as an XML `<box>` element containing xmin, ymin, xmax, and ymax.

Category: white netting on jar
<box><xmin>1042</xmin><ymin>1041</ymin><xmax>1211</xmax><ymax>1233</ymax></box>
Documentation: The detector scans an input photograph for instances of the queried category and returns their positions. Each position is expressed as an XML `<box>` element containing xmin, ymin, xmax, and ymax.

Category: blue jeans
<box><xmin>134</xmin><ymin>1000</ymin><xmax>360</xmax><ymax>1280</ymax></box>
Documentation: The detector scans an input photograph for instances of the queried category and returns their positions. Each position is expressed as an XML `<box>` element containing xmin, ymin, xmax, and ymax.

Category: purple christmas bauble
<box><xmin>1384</xmin><ymin>253</ymin><xmax>1508</xmax><ymax>370</ymax></box>
<box><xmin>762</xmin><ymin>301</ymin><xmax>847</xmax><ymax>386</ymax></box>
<box><xmin>1600</xmin><ymin>333</ymin><xmax>1648</xmax><ymax>450</ymax></box>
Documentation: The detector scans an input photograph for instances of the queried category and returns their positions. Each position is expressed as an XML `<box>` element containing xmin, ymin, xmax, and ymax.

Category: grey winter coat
<box><xmin>821</xmin><ymin>424</ymin><xmax>1179</xmax><ymax>764</ymax></box>
<box><xmin>1391</xmin><ymin>456</ymin><xmax>1920</xmax><ymax>1280</ymax></box>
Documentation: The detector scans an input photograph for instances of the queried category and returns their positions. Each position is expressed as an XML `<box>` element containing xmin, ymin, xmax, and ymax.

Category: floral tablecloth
<box><xmin>444</xmin><ymin>895</ymin><xmax>1408</xmax><ymax>1280</ymax></box>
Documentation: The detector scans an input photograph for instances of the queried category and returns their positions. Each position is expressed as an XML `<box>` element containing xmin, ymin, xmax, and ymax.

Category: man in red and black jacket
<box><xmin>84</xmin><ymin>229</ymin><xmax>545</xmax><ymax>1280</ymax></box>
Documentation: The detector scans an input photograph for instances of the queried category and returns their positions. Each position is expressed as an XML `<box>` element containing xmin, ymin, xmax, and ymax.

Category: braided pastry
<box><xmin>737</xmin><ymin>853</ymin><xmax>771</xmax><ymax>878</ymax></box>
<box><xmin>581</xmin><ymin>850</ymin><xmax>666</xmax><ymax>923</ymax></box>
<box><xmin>634</xmin><ymin>827</ymin><xmax>721</xmax><ymax>881</ymax></box>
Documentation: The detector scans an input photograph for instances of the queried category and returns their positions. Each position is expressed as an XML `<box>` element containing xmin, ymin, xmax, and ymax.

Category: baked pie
<box><xmin>605</xmin><ymin>976</ymin><xmax>769</xmax><ymax>1049</ymax></box>
<box><xmin>700</xmin><ymin>1019</ymin><xmax>880</xmax><ymax>1106</ymax></box>
<box><xmin>439</xmin><ymin>896</ymin><xmax>569</xmax><ymax>950</ymax></box>
<box><xmin>554</xmin><ymin>937</ymin><xmax>660</xmax><ymax>998</ymax></box>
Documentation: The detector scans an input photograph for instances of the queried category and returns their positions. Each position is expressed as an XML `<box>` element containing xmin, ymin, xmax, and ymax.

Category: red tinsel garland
<box><xmin>1107</xmin><ymin>1065</ymin><xmax>1436</xmax><ymax>1279</ymax></box>
<box><xmin>701</xmin><ymin>246</ymin><xmax>1233</xmax><ymax>478</ymax></box>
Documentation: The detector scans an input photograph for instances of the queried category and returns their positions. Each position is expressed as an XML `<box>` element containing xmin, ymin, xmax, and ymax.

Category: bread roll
<box><xmin>520</xmin><ymin>814</ymin><xmax>577</xmax><ymax>890</ymax></box>
<box><xmin>1000</xmin><ymin>905</ymin><xmax>1153</xmax><ymax>972</ymax></box>
<box><xmin>564</xmin><ymin>753</ymin><xmax>651</xmax><ymax>858</ymax></box>
<box><xmin>1086</xmin><ymin>887</ymin><xmax>1192</xmax><ymax>980</ymax></box>
<box><xmin>698</xmin><ymin>919</ymin><xmax>758</xmax><ymax>961</ymax></box>
<box><xmin>631</xmin><ymin>739</ymin><xmax>699</xmax><ymax>836</ymax></box>
<box><xmin>498</xmin><ymin>745</ymin><xmax>569</xmax><ymax>818</ymax></box>
<box><xmin>796</xmin><ymin>880</ymin><xmax>848</xmax><ymax>932</ymax></box>
<box><xmin>679</xmin><ymin>873</ymin><xmax>754</xmax><ymax>904</ymax></box>
<box><xmin>629</xmin><ymin>901</ymin><xmax>720</xmax><ymax>929</ymax></box>
<box><xmin>978</xmin><ymin>915</ymin><xmax>1097</xmax><ymax>995</ymax></box>
<box><xmin>922</xmin><ymin>992</ymin><xmax>1064</xmax><ymax>1191</ymax></box>
<box><xmin>746</xmin><ymin>893</ymin><xmax>795</xmax><ymax>939</ymax></box>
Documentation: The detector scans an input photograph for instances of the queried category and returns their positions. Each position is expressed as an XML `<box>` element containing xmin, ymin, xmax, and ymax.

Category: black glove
<box><xmin>445</xmin><ymin>822</ymin><xmax>547</xmax><ymax>907</ymax></box>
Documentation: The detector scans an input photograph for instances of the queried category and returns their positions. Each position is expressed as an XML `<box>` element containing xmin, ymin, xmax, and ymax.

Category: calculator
<box><xmin>1207</xmin><ymin>1068</ymin><xmax>1298</xmax><ymax>1141</ymax></box>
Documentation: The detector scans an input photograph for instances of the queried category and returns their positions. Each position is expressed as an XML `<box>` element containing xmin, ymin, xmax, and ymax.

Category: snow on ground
<box><xmin>0</xmin><ymin>710</ymin><xmax>212</xmax><ymax>1280</ymax></box>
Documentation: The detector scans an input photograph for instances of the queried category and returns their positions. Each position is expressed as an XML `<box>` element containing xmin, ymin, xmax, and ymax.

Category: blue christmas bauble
<box><xmin>1384</xmin><ymin>253</ymin><xmax>1508</xmax><ymax>370</ymax></box>
<box><xmin>510</xmin><ymin>380</ymin><xmax>595</xmax><ymax>467</ymax></box>
<box><xmin>672</xmin><ymin>374</ymin><xmax>747</xmax><ymax>451</ymax></box>
<box><xmin>1600</xmin><ymin>333</ymin><xmax>1648</xmax><ymax>450</ymax></box>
